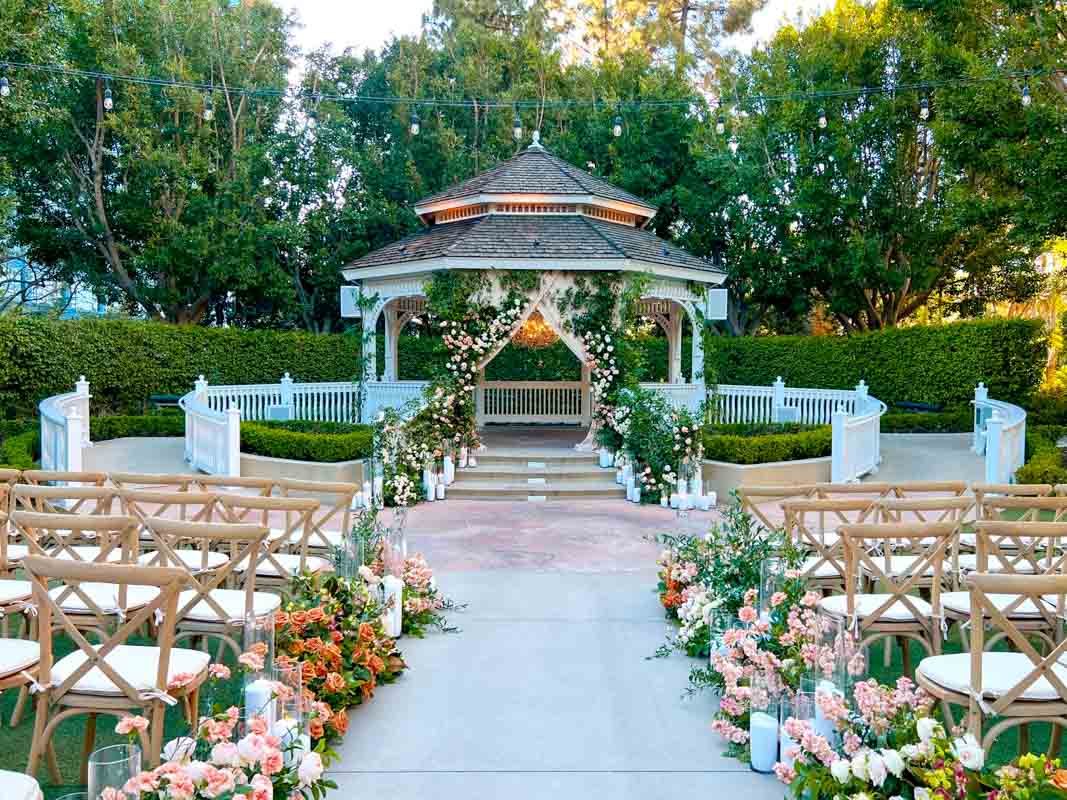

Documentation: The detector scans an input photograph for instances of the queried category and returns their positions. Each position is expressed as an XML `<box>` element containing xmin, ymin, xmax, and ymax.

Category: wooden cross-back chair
<box><xmin>978</xmin><ymin>494</ymin><xmax>1067</xmax><ymax>524</ymax></box>
<box><xmin>813</xmin><ymin>482</ymin><xmax>894</xmax><ymax>500</ymax></box>
<box><xmin>119</xmin><ymin>490</ymin><xmax>228</xmax><ymax>572</ymax></box>
<box><xmin>9</xmin><ymin>484</ymin><xmax>118</xmax><ymax>518</ymax></box>
<box><xmin>191</xmin><ymin>475</ymin><xmax>276</xmax><ymax>497</ymax></box>
<box><xmin>873</xmin><ymin>496</ymin><xmax>972</xmax><ymax>589</ymax></box>
<box><xmin>277</xmin><ymin>478</ymin><xmax>357</xmax><ymax>555</ymax></box>
<box><xmin>782</xmin><ymin>498</ymin><xmax>878</xmax><ymax>590</ymax></box>
<box><xmin>8</xmin><ymin>511</ymin><xmax>136</xmax><ymax>571</ymax></box>
<box><xmin>941</xmin><ymin>520</ymin><xmax>1067</xmax><ymax>652</ymax></box>
<box><xmin>974</xmin><ymin>483</ymin><xmax>1054</xmax><ymax>511</ymax></box>
<box><xmin>143</xmin><ymin>519</ymin><xmax>278</xmax><ymax>660</ymax></box>
<box><xmin>216</xmin><ymin>495</ymin><xmax>329</xmax><ymax>589</ymax></box>
<box><xmin>20</xmin><ymin>470</ymin><xmax>108</xmax><ymax>488</ymax></box>
<box><xmin>108</xmin><ymin>472</ymin><xmax>199</xmax><ymax>493</ymax></box>
<box><xmin>23</xmin><ymin>556</ymin><xmax>206</xmax><ymax>783</ymax></box>
<box><xmin>819</xmin><ymin>522</ymin><xmax>957</xmax><ymax>676</ymax></box>
<box><xmin>887</xmin><ymin>481</ymin><xmax>971</xmax><ymax>501</ymax></box>
<box><xmin>735</xmin><ymin>485</ymin><xmax>818</xmax><ymax>535</ymax></box>
<box><xmin>917</xmin><ymin>572</ymin><xmax>1067</xmax><ymax>754</ymax></box>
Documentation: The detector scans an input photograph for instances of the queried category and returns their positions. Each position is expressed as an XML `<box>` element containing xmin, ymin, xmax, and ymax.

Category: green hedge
<box><xmin>706</xmin><ymin>319</ymin><xmax>1046</xmax><ymax>409</ymax></box>
<box><xmin>240</xmin><ymin>421</ymin><xmax>373</xmax><ymax>463</ymax></box>
<box><xmin>0</xmin><ymin>428</ymin><xmax>37</xmax><ymax>470</ymax></box>
<box><xmin>879</xmin><ymin>410</ymin><xmax>973</xmax><ymax>433</ymax></box>
<box><xmin>0</xmin><ymin>316</ymin><xmax>362</xmax><ymax>417</ymax></box>
<box><xmin>91</xmin><ymin>414</ymin><xmax>186</xmax><ymax>441</ymax></box>
<box><xmin>1015</xmin><ymin>425</ymin><xmax>1067</xmax><ymax>484</ymax></box>
<box><xmin>702</xmin><ymin>423</ymin><xmax>833</xmax><ymax>465</ymax></box>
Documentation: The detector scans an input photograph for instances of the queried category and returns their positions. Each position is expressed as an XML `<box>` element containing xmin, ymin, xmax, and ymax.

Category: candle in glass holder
<box><xmin>373</xmin><ymin>475</ymin><xmax>383</xmax><ymax>501</ymax></box>
<box><xmin>436</xmin><ymin>482</ymin><xmax>445</xmax><ymax>500</ymax></box>
<box><xmin>443</xmin><ymin>454</ymin><xmax>455</xmax><ymax>484</ymax></box>
<box><xmin>749</xmin><ymin>710</ymin><xmax>779</xmax><ymax>773</ymax></box>
<box><xmin>382</xmin><ymin>575</ymin><xmax>403</xmax><ymax>638</ymax></box>
<box><xmin>669</xmin><ymin>493</ymin><xmax>679</xmax><ymax>509</ymax></box>
<box><xmin>660</xmin><ymin>495</ymin><xmax>668</xmax><ymax>508</ymax></box>
<box><xmin>676</xmin><ymin>477</ymin><xmax>688</xmax><ymax>498</ymax></box>
<box><xmin>243</xmin><ymin>679</ymin><xmax>276</xmax><ymax>724</ymax></box>
<box><xmin>813</xmin><ymin>679</ymin><xmax>842</xmax><ymax>743</ymax></box>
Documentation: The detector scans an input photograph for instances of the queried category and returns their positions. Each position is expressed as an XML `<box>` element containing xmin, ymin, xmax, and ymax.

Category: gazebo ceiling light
<box><xmin>513</xmin><ymin>311</ymin><xmax>559</xmax><ymax>350</ymax></box>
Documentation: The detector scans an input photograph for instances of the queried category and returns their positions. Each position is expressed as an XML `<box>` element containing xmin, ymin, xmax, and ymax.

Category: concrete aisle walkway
<box><xmin>329</xmin><ymin>502</ymin><xmax>784</xmax><ymax>800</ymax></box>
<box><xmin>872</xmin><ymin>433</ymin><xmax>985</xmax><ymax>484</ymax></box>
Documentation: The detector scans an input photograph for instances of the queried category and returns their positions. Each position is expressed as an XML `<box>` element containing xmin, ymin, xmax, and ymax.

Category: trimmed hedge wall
<box><xmin>91</xmin><ymin>414</ymin><xmax>185</xmax><ymax>440</ymax></box>
<box><xmin>702</xmin><ymin>423</ymin><xmax>833</xmax><ymax>465</ymax></box>
<box><xmin>1015</xmin><ymin>425</ymin><xmax>1067</xmax><ymax>484</ymax></box>
<box><xmin>240</xmin><ymin>421</ymin><xmax>373</xmax><ymax>463</ymax></box>
<box><xmin>0</xmin><ymin>317</ymin><xmax>361</xmax><ymax>417</ymax></box>
<box><xmin>706</xmin><ymin>319</ymin><xmax>1046</xmax><ymax>409</ymax></box>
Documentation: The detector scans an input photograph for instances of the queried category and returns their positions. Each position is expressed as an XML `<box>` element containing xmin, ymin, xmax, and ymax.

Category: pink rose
<box><xmin>208</xmin><ymin>664</ymin><xmax>232</xmax><ymax>680</ymax></box>
<box><xmin>738</xmin><ymin>606</ymin><xmax>757</xmax><ymax>623</ymax></box>
<box><xmin>116</xmin><ymin>715</ymin><xmax>149</xmax><ymax>735</ymax></box>
<box><xmin>260</xmin><ymin>747</ymin><xmax>284</xmax><ymax>776</ymax></box>
<box><xmin>100</xmin><ymin>788</ymin><xmax>125</xmax><ymax>800</ymax></box>
<box><xmin>770</xmin><ymin>592</ymin><xmax>787</xmax><ymax>607</ymax></box>
<box><xmin>250</xmin><ymin>774</ymin><xmax>272</xmax><ymax>800</ymax></box>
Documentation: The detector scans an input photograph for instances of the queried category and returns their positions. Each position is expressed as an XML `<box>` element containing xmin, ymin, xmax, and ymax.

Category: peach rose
<box><xmin>324</xmin><ymin>672</ymin><xmax>346</xmax><ymax>693</ymax></box>
<box><xmin>306</xmin><ymin>608</ymin><xmax>324</xmax><ymax>623</ymax></box>
<box><xmin>308</xmin><ymin>717</ymin><xmax>325</xmax><ymax>740</ymax></box>
<box><xmin>329</xmin><ymin>709</ymin><xmax>349</xmax><ymax>735</ymax></box>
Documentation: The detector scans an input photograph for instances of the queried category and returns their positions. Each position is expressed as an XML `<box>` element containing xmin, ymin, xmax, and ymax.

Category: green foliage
<box><xmin>879</xmin><ymin>410</ymin><xmax>973</xmax><ymax>433</ymax></box>
<box><xmin>1026</xmin><ymin>391</ymin><xmax>1067</xmax><ymax>427</ymax></box>
<box><xmin>0</xmin><ymin>428</ymin><xmax>37</xmax><ymax>470</ymax></box>
<box><xmin>707</xmin><ymin>319</ymin><xmax>1046</xmax><ymax>409</ymax></box>
<box><xmin>1015</xmin><ymin>426</ymin><xmax>1067</xmax><ymax>485</ymax></box>
<box><xmin>90</xmin><ymin>414</ymin><xmax>186</xmax><ymax>441</ymax></box>
<box><xmin>0</xmin><ymin>316</ymin><xmax>361</xmax><ymax>417</ymax></box>
<box><xmin>240</xmin><ymin>421</ymin><xmax>373</xmax><ymax>464</ymax></box>
<box><xmin>702</xmin><ymin>424</ymin><xmax>832</xmax><ymax>464</ymax></box>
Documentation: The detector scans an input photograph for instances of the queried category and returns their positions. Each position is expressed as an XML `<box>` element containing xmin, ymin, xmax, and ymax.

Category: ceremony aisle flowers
<box><xmin>369</xmin><ymin>547</ymin><xmax>460</xmax><ymax>637</ymax></box>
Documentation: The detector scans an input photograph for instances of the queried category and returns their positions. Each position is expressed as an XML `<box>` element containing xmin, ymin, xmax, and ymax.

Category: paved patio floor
<box><xmin>330</xmin><ymin>501</ymin><xmax>784</xmax><ymax>800</ymax></box>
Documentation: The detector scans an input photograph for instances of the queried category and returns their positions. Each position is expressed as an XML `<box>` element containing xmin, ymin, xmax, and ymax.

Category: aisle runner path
<box><xmin>329</xmin><ymin>500</ymin><xmax>784</xmax><ymax>800</ymax></box>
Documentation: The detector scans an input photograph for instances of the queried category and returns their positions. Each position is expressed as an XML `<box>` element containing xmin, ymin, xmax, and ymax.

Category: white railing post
<box><xmin>831</xmin><ymin>406</ymin><xmax>847</xmax><ymax>483</ymax></box>
<box><xmin>225</xmin><ymin>404</ymin><xmax>241</xmax><ymax>477</ymax></box>
<box><xmin>280</xmin><ymin>372</ymin><xmax>294</xmax><ymax>414</ymax></box>
<box><xmin>973</xmin><ymin>382</ymin><xmax>988</xmax><ymax>454</ymax></box>
<box><xmin>75</xmin><ymin>375</ymin><xmax>91</xmax><ymax>447</ymax></box>
<box><xmin>985</xmin><ymin>409</ymin><xmax>1003</xmax><ymax>484</ymax></box>
<box><xmin>65</xmin><ymin>405</ymin><xmax>83</xmax><ymax>472</ymax></box>
<box><xmin>771</xmin><ymin>376</ymin><xmax>786</xmax><ymax>422</ymax></box>
<box><xmin>195</xmin><ymin>375</ymin><xmax>208</xmax><ymax>401</ymax></box>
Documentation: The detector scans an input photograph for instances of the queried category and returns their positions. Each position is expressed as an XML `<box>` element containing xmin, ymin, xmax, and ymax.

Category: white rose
<box><xmin>850</xmin><ymin>752</ymin><xmax>868</xmax><ymax>782</ymax></box>
<box><xmin>184</xmin><ymin>760</ymin><xmax>212</xmax><ymax>783</ymax></box>
<box><xmin>881</xmin><ymin>749</ymin><xmax>905</xmax><ymax>777</ymax></box>
<box><xmin>866</xmin><ymin>752</ymin><xmax>887</xmax><ymax>787</ymax></box>
<box><xmin>952</xmin><ymin>733</ymin><xmax>984</xmax><ymax>771</ymax></box>
<box><xmin>358</xmin><ymin>565</ymin><xmax>380</xmax><ymax>584</ymax></box>
<box><xmin>209</xmin><ymin>742</ymin><xmax>240</xmax><ymax>768</ymax></box>
<box><xmin>899</xmin><ymin>744</ymin><xmax>919</xmax><ymax>760</ymax></box>
<box><xmin>162</xmin><ymin>736</ymin><xmax>196</xmax><ymax>764</ymax></box>
<box><xmin>916</xmin><ymin>717</ymin><xmax>939</xmax><ymax>743</ymax></box>
<box><xmin>298</xmin><ymin>752</ymin><xmax>324</xmax><ymax>787</ymax></box>
<box><xmin>831</xmin><ymin>759</ymin><xmax>852</xmax><ymax>784</ymax></box>
<box><xmin>915</xmin><ymin>789</ymin><xmax>931</xmax><ymax>800</ymax></box>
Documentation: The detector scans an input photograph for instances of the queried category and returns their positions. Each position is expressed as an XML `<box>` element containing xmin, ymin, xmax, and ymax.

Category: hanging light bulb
<box><xmin>103</xmin><ymin>82</ymin><xmax>114</xmax><ymax>111</ymax></box>
<box><xmin>716</xmin><ymin>116</ymin><xmax>726</xmax><ymax>135</ymax></box>
<box><xmin>513</xmin><ymin>112</ymin><xmax>522</xmax><ymax>142</ymax></box>
<box><xmin>919</xmin><ymin>96</ymin><xmax>929</xmax><ymax>121</ymax></box>
<box><xmin>1021</xmin><ymin>84</ymin><xmax>1031</xmax><ymax>107</ymax></box>
<box><xmin>203</xmin><ymin>93</ymin><xmax>214</xmax><ymax>121</ymax></box>
<box><xmin>612</xmin><ymin>114</ymin><xmax>623</xmax><ymax>138</ymax></box>
<box><xmin>818</xmin><ymin>108</ymin><xmax>827</xmax><ymax>129</ymax></box>
<box><xmin>728</xmin><ymin>135</ymin><xmax>739</xmax><ymax>155</ymax></box>
<box><xmin>410</xmin><ymin>109</ymin><xmax>420</xmax><ymax>136</ymax></box>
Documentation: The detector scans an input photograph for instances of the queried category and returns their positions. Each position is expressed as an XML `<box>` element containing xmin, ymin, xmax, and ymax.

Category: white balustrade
<box><xmin>38</xmin><ymin>376</ymin><xmax>92</xmax><ymax>474</ymax></box>
<box><xmin>831</xmin><ymin>393</ymin><xmax>886</xmax><ymax>483</ymax></box>
<box><xmin>363</xmin><ymin>381</ymin><xmax>430</xmax><ymax>423</ymax></box>
<box><xmin>476</xmin><ymin>381</ymin><xmax>588</xmax><ymax>425</ymax></box>
<box><xmin>638</xmin><ymin>383</ymin><xmax>704</xmax><ymax>414</ymax></box>
<box><xmin>972</xmin><ymin>382</ymin><xmax>1027</xmax><ymax>484</ymax></box>
<box><xmin>181</xmin><ymin>378</ymin><xmax>241</xmax><ymax>476</ymax></box>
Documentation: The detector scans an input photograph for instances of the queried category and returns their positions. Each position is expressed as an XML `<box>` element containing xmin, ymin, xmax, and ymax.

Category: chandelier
<box><xmin>512</xmin><ymin>310</ymin><xmax>559</xmax><ymax>349</ymax></box>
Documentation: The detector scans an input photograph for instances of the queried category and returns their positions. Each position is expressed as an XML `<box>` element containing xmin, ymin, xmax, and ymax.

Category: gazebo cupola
<box><xmin>340</xmin><ymin>132</ymin><xmax>726</xmax><ymax>424</ymax></box>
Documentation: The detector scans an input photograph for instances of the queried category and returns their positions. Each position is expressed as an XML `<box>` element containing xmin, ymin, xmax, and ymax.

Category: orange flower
<box><xmin>1052</xmin><ymin>771</ymin><xmax>1067</xmax><ymax>791</ymax></box>
<box><xmin>309</xmin><ymin>717</ymin><xmax>325</xmax><ymax>740</ymax></box>
<box><xmin>324</xmin><ymin>672</ymin><xmax>346</xmax><ymax>693</ymax></box>
<box><xmin>358</xmin><ymin>622</ymin><xmax>375</xmax><ymax>643</ymax></box>
<box><xmin>304</xmin><ymin>637</ymin><xmax>324</xmax><ymax>654</ymax></box>
<box><xmin>301</xmin><ymin>661</ymin><xmax>317</xmax><ymax>682</ymax></box>
<box><xmin>329</xmin><ymin>709</ymin><xmax>349</xmax><ymax>735</ymax></box>
<box><xmin>306</xmin><ymin>607</ymin><xmax>325</xmax><ymax>623</ymax></box>
<box><xmin>368</xmin><ymin>654</ymin><xmax>384</xmax><ymax>675</ymax></box>
<box><xmin>291</xmin><ymin>611</ymin><xmax>308</xmax><ymax>626</ymax></box>
<box><xmin>315</xmin><ymin>662</ymin><xmax>328</xmax><ymax>678</ymax></box>
<box><xmin>249</xmin><ymin>641</ymin><xmax>268</xmax><ymax>657</ymax></box>
<box><xmin>275</xmin><ymin>654</ymin><xmax>293</xmax><ymax>669</ymax></box>
<box><xmin>287</xmin><ymin>640</ymin><xmax>305</xmax><ymax>656</ymax></box>
<box><xmin>274</xmin><ymin>611</ymin><xmax>290</xmax><ymax>627</ymax></box>
<box><xmin>331</xmin><ymin>630</ymin><xmax>343</xmax><ymax>644</ymax></box>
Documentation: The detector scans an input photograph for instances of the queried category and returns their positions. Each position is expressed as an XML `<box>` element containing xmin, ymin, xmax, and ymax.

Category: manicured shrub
<box><xmin>702</xmin><ymin>423</ymin><xmax>832</xmax><ymax>465</ymax></box>
<box><xmin>879</xmin><ymin>410</ymin><xmax>973</xmax><ymax>433</ymax></box>
<box><xmin>1027</xmin><ymin>391</ymin><xmax>1067</xmax><ymax>426</ymax></box>
<box><xmin>91</xmin><ymin>414</ymin><xmax>186</xmax><ymax>441</ymax></box>
<box><xmin>705</xmin><ymin>319</ymin><xmax>1046</xmax><ymax>409</ymax></box>
<box><xmin>240</xmin><ymin>421</ymin><xmax>373</xmax><ymax>463</ymax></box>
<box><xmin>0</xmin><ymin>316</ymin><xmax>362</xmax><ymax>417</ymax></box>
<box><xmin>1015</xmin><ymin>425</ymin><xmax>1067</xmax><ymax>484</ymax></box>
<box><xmin>0</xmin><ymin>427</ymin><xmax>38</xmax><ymax>469</ymax></box>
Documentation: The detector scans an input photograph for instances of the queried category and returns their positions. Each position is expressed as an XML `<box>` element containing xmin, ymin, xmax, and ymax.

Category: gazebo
<box><xmin>340</xmin><ymin>132</ymin><xmax>726</xmax><ymax>426</ymax></box>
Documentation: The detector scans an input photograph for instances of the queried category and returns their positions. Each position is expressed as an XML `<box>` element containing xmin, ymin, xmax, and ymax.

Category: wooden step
<box><xmin>447</xmin><ymin>479</ymin><xmax>626</xmax><ymax>501</ymax></box>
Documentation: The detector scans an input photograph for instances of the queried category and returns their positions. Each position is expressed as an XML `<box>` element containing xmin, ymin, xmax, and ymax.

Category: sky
<box><xmin>278</xmin><ymin>0</ymin><xmax>835</xmax><ymax>60</ymax></box>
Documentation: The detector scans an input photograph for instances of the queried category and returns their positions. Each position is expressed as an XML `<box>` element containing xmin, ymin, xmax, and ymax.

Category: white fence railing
<box><xmin>639</xmin><ymin>383</ymin><xmax>705</xmax><ymax>415</ymax></box>
<box><xmin>476</xmin><ymin>381</ymin><xmax>588</xmax><ymax>425</ymax></box>
<box><xmin>832</xmin><ymin>391</ymin><xmax>887</xmax><ymax>482</ymax></box>
<box><xmin>38</xmin><ymin>377</ymin><xmax>92</xmax><ymax>473</ymax></box>
<box><xmin>363</xmin><ymin>381</ymin><xmax>430</xmax><ymax>423</ymax></box>
<box><xmin>972</xmin><ymin>382</ymin><xmax>1027</xmax><ymax>484</ymax></box>
<box><xmin>181</xmin><ymin>386</ymin><xmax>240</xmax><ymax>477</ymax></box>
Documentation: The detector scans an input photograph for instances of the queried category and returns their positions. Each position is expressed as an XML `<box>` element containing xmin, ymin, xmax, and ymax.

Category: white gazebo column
<box><xmin>581</xmin><ymin>362</ymin><xmax>593</xmax><ymax>425</ymax></box>
<box><xmin>382</xmin><ymin>305</ymin><xmax>401</xmax><ymax>382</ymax></box>
<box><xmin>691</xmin><ymin>311</ymin><xmax>705</xmax><ymax>384</ymax></box>
<box><xmin>667</xmin><ymin>304</ymin><xmax>684</xmax><ymax>384</ymax></box>
<box><xmin>362</xmin><ymin>300</ymin><xmax>385</xmax><ymax>383</ymax></box>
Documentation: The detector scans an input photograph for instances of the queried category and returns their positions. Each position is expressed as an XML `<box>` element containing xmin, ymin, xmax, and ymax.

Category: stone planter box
<box><xmin>239</xmin><ymin>452</ymin><xmax>369</xmax><ymax>485</ymax></box>
<box><xmin>700</xmin><ymin>456</ymin><xmax>832</xmax><ymax>501</ymax></box>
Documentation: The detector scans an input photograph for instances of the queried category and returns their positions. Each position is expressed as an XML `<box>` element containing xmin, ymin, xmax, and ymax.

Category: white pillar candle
<box><xmin>436</xmin><ymin>482</ymin><xmax>445</xmax><ymax>500</ymax></box>
<box><xmin>615</xmin><ymin>468</ymin><xmax>623</xmax><ymax>485</ymax></box>
<box><xmin>608</xmin><ymin>451</ymin><xmax>615</xmax><ymax>467</ymax></box>
<box><xmin>677</xmin><ymin>478</ymin><xmax>688</xmax><ymax>497</ymax></box>
<box><xmin>271</xmin><ymin>717</ymin><xmax>300</xmax><ymax>762</ymax></box>
<box><xmin>598</xmin><ymin>448</ymin><xmax>609</xmax><ymax>468</ymax></box>
<box><xmin>813</xmin><ymin>680</ymin><xmax>842</xmax><ymax>743</ymax></box>
<box><xmin>689</xmin><ymin>476</ymin><xmax>702</xmax><ymax>497</ymax></box>
<box><xmin>706</xmin><ymin>491</ymin><xmax>717</xmax><ymax>507</ymax></box>
<box><xmin>459</xmin><ymin>447</ymin><xmax>468</xmax><ymax>468</ymax></box>
<box><xmin>660</xmin><ymin>495</ymin><xmax>668</xmax><ymax>508</ymax></box>
<box><xmin>353</xmin><ymin>491</ymin><xmax>364</xmax><ymax>510</ymax></box>
<box><xmin>443</xmin><ymin>455</ymin><xmax>455</xmax><ymax>484</ymax></box>
<box><xmin>749</xmin><ymin>710</ymin><xmax>779</xmax><ymax>773</ymax></box>
<box><xmin>698</xmin><ymin>495</ymin><xmax>712</xmax><ymax>511</ymax></box>
<box><xmin>779</xmin><ymin>726</ymin><xmax>798</xmax><ymax>769</ymax></box>
<box><xmin>669</xmin><ymin>493</ymin><xmax>679</xmax><ymax>509</ymax></box>
<box><xmin>425</xmin><ymin>473</ymin><xmax>436</xmax><ymax>502</ymax></box>
<box><xmin>362</xmin><ymin>481</ymin><xmax>372</xmax><ymax>505</ymax></box>
<box><xmin>632</xmin><ymin>486</ymin><xmax>641</xmax><ymax>504</ymax></box>
<box><xmin>468</xmin><ymin>455</ymin><xmax>478</xmax><ymax>467</ymax></box>
<box><xmin>381</xmin><ymin>575</ymin><xmax>404</xmax><ymax>638</ymax></box>
<box><xmin>243</xmin><ymin>679</ymin><xmax>277</xmax><ymax>724</ymax></box>
<box><xmin>373</xmin><ymin>475</ymin><xmax>383</xmax><ymax>502</ymax></box>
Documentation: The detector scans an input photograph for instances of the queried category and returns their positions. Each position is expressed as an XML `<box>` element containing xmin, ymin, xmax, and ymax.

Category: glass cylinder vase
<box><xmin>758</xmin><ymin>557</ymin><xmax>786</xmax><ymax>620</ymax></box>
<box><xmin>272</xmin><ymin>661</ymin><xmax>310</xmax><ymax>766</ymax></box>
<box><xmin>748</xmin><ymin>676</ymin><xmax>780</xmax><ymax>774</ymax></box>
<box><xmin>88</xmin><ymin>743</ymin><xmax>141</xmax><ymax>800</ymax></box>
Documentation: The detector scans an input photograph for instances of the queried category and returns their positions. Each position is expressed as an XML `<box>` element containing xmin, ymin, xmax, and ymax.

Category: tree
<box><xmin>0</xmin><ymin>0</ymin><xmax>294</xmax><ymax>323</ymax></box>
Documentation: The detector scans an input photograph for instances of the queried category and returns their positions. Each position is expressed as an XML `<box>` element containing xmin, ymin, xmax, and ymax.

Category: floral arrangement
<box><xmin>777</xmin><ymin>686</ymin><xmax>1067</xmax><ymax>800</ymax></box>
<box><xmin>368</xmin><ymin>547</ymin><xmax>460</xmax><ymax>637</ymax></box>
<box><xmin>671</xmin><ymin>408</ymin><xmax>704</xmax><ymax>478</ymax></box>
<box><xmin>279</xmin><ymin>573</ymin><xmax>407</xmax><ymax>739</ymax></box>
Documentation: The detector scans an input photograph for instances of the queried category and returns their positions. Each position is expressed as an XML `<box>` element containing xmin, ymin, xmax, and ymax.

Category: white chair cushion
<box><xmin>0</xmin><ymin>580</ymin><xmax>32</xmax><ymax>605</ymax></box>
<box><xmin>234</xmin><ymin>553</ymin><xmax>332</xmax><ymax>577</ymax></box>
<box><xmin>860</xmin><ymin>555</ymin><xmax>949</xmax><ymax>578</ymax></box>
<box><xmin>269</xmin><ymin>529</ymin><xmax>344</xmax><ymax>548</ymax></box>
<box><xmin>48</xmin><ymin>583</ymin><xmax>160</xmax><ymax>614</ymax></box>
<box><xmin>0</xmin><ymin>639</ymin><xmax>40</xmax><ymax>679</ymax></box>
<box><xmin>177</xmin><ymin>589</ymin><xmax>281</xmax><ymax>622</ymax></box>
<box><xmin>918</xmin><ymin>652</ymin><xmax>1067</xmax><ymax>702</ymax></box>
<box><xmin>941</xmin><ymin>591</ymin><xmax>1052</xmax><ymax>618</ymax></box>
<box><xmin>0</xmin><ymin>769</ymin><xmax>42</xmax><ymax>800</ymax></box>
<box><xmin>819</xmin><ymin>592</ymin><xmax>933</xmax><ymax>621</ymax></box>
<box><xmin>796</xmin><ymin>531</ymin><xmax>841</xmax><ymax>549</ymax></box>
<box><xmin>10</xmin><ymin>545</ymin><xmax>126</xmax><ymax>563</ymax></box>
<box><xmin>137</xmin><ymin>550</ymin><xmax>228</xmax><ymax>572</ymax></box>
<box><xmin>957</xmin><ymin>554</ymin><xmax>1039</xmax><ymax>573</ymax></box>
<box><xmin>52</xmin><ymin>644</ymin><xmax>210</xmax><ymax>697</ymax></box>
<box><xmin>800</xmin><ymin>556</ymin><xmax>845</xmax><ymax>579</ymax></box>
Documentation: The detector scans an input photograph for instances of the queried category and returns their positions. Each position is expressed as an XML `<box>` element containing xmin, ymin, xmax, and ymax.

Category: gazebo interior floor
<box><xmin>477</xmin><ymin>424</ymin><xmax>589</xmax><ymax>453</ymax></box>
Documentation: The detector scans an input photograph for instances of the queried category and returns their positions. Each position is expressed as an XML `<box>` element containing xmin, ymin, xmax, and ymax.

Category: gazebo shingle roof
<box><xmin>346</xmin><ymin>214</ymin><xmax>722</xmax><ymax>274</ymax></box>
<box><xmin>416</xmin><ymin>146</ymin><xmax>656</xmax><ymax>211</ymax></box>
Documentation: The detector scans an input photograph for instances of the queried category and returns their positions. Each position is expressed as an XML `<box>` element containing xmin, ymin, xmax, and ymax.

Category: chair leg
<box><xmin>1049</xmin><ymin>724</ymin><xmax>1063</xmax><ymax>756</ymax></box>
<box><xmin>26</xmin><ymin>693</ymin><xmax>51</xmax><ymax>780</ymax></box>
<box><xmin>1018</xmin><ymin>723</ymin><xmax>1030</xmax><ymax>756</ymax></box>
<box><xmin>900</xmin><ymin>637</ymin><xmax>912</xmax><ymax>677</ymax></box>
<box><xmin>46</xmin><ymin>742</ymin><xmax>61</xmax><ymax>785</ymax></box>
<box><xmin>81</xmin><ymin>712</ymin><xmax>97</xmax><ymax>784</ymax></box>
<box><xmin>149</xmin><ymin>701</ymin><xmax>166</xmax><ymax>767</ymax></box>
<box><xmin>10</xmin><ymin>684</ymin><xmax>29</xmax><ymax>726</ymax></box>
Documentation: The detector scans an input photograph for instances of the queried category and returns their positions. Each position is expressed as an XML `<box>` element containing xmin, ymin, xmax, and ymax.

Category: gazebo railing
<box><xmin>639</xmin><ymin>383</ymin><xmax>704</xmax><ymax>414</ymax></box>
<box><xmin>972</xmin><ymin>383</ymin><xmax>1027</xmax><ymax>484</ymax></box>
<box><xmin>38</xmin><ymin>377</ymin><xmax>92</xmax><ymax>474</ymax></box>
<box><xmin>476</xmin><ymin>381</ymin><xmax>589</xmax><ymax>425</ymax></box>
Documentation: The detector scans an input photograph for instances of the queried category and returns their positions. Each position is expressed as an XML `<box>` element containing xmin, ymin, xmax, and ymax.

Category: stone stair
<box><xmin>448</xmin><ymin>447</ymin><xmax>625</xmax><ymax>501</ymax></box>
